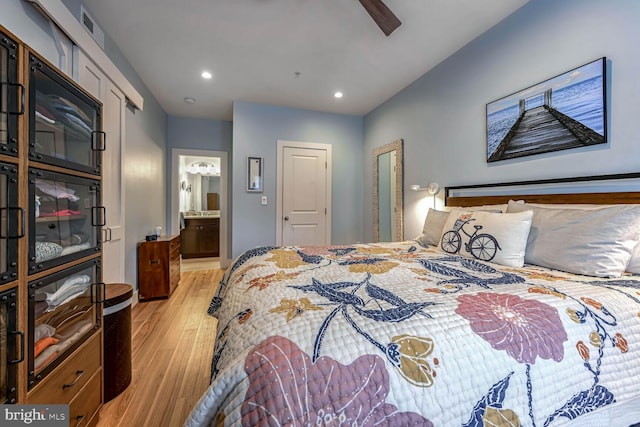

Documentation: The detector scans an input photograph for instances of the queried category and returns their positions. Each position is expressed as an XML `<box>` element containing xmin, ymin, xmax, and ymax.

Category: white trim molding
<box><xmin>25</xmin><ymin>0</ymin><xmax>144</xmax><ymax>110</ymax></box>
<box><xmin>171</xmin><ymin>148</ymin><xmax>230</xmax><ymax>268</ymax></box>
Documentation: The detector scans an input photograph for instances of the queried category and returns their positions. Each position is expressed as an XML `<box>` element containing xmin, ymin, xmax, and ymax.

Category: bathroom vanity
<box><xmin>180</xmin><ymin>211</ymin><xmax>220</xmax><ymax>258</ymax></box>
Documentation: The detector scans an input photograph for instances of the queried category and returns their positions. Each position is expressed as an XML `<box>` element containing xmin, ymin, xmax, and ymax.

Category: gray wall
<box><xmin>232</xmin><ymin>101</ymin><xmax>364</xmax><ymax>257</ymax></box>
<box><xmin>363</xmin><ymin>0</ymin><xmax>640</xmax><ymax>242</ymax></box>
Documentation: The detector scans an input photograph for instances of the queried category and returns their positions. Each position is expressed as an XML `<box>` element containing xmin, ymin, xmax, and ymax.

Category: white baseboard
<box><xmin>131</xmin><ymin>289</ymin><xmax>139</xmax><ymax>308</ymax></box>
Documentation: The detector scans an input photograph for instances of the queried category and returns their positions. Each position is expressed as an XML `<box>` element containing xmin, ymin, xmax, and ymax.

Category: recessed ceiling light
<box><xmin>201</xmin><ymin>71</ymin><xmax>212</xmax><ymax>79</ymax></box>
<box><xmin>334</xmin><ymin>91</ymin><xmax>343</xmax><ymax>98</ymax></box>
<box><xmin>184</xmin><ymin>97</ymin><xmax>196</xmax><ymax>104</ymax></box>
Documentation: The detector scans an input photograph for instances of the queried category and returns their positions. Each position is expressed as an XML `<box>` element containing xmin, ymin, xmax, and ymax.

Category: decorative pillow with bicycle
<box><xmin>438</xmin><ymin>209</ymin><xmax>533</xmax><ymax>267</ymax></box>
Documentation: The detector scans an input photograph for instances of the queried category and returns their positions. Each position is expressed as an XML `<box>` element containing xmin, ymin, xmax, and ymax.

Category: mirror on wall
<box><xmin>373</xmin><ymin>139</ymin><xmax>403</xmax><ymax>242</ymax></box>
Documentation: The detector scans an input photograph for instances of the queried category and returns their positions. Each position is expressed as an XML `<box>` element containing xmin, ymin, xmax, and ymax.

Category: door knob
<box><xmin>284</xmin><ymin>216</ymin><xmax>289</xmax><ymax>221</ymax></box>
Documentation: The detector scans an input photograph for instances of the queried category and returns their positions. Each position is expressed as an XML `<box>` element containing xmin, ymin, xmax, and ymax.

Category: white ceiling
<box><xmin>82</xmin><ymin>0</ymin><xmax>529</xmax><ymax>121</ymax></box>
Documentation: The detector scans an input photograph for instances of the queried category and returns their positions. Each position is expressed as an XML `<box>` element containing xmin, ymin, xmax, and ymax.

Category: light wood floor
<box><xmin>97</xmin><ymin>268</ymin><xmax>224</xmax><ymax>427</ymax></box>
<box><xmin>181</xmin><ymin>258</ymin><xmax>221</xmax><ymax>271</ymax></box>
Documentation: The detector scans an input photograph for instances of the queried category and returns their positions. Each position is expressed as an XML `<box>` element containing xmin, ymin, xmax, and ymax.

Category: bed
<box><xmin>185</xmin><ymin>174</ymin><xmax>640</xmax><ymax>427</ymax></box>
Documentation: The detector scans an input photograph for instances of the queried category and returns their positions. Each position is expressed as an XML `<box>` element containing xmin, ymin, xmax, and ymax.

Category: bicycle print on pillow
<box><xmin>440</xmin><ymin>213</ymin><xmax>502</xmax><ymax>261</ymax></box>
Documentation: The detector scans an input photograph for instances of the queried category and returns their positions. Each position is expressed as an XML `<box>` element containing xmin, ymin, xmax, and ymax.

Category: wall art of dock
<box><xmin>488</xmin><ymin>88</ymin><xmax>605</xmax><ymax>162</ymax></box>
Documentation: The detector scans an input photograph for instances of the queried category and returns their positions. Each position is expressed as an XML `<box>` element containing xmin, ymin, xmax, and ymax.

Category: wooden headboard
<box><xmin>445</xmin><ymin>172</ymin><xmax>640</xmax><ymax>207</ymax></box>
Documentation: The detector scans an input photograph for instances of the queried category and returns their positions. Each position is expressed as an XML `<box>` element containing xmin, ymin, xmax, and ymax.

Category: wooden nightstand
<box><xmin>137</xmin><ymin>235</ymin><xmax>181</xmax><ymax>300</ymax></box>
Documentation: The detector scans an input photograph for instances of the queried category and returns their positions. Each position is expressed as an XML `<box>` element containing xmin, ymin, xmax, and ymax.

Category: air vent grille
<box><xmin>80</xmin><ymin>6</ymin><xmax>105</xmax><ymax>50</ymax></box>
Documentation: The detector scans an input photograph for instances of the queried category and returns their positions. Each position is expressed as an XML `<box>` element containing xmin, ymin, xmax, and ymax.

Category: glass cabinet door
<box><xmin>1</xmin><ymin>31</ymin><xmax>21</xmax><ymax>156</ymax></box>
<box><xmin>29</xmin><ymin>54</ymin><xmax>103</xmax><ymax>175</ymax></box>
<box><xmin>0</xmin><ymin>162</ymin><xmax>21</xmax><ymax>285</ymax></box>
<box><xmin>28</xmin><ymin>168</ymin><xmax>103</xmax><ymax>273</ymax></box>
<box><xmin>28</xmin><ymin>260</ymin><xmax>101</xmax><ymax>388</ymax></box>
<box><xmin>1</xmin><ymin>288</ymin><xmax>20</xmax><ymax>403</ymax></box>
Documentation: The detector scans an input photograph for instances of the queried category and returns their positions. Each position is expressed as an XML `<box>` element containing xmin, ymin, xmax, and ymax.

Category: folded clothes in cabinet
<box><xmin>37</xmin><ymin>194</ymin><xmax>80</xmax><ymax>217</ymax></box>
<box><xmin>35</xmin><ymin>179</ymin><xmax>80</xmax><ymax>202</ymax></box>
<box><xmin>59</xmin><ymin>242</ymin><xmax>91</xmax><ymax>257</ymax></box>
<box><xmin>34</xmin><ymin>336</ymin><xmax>59</xmax><ymax>358</ymax></box>
<box><xmin>38</xmin><ymin>274</ymin><xmax>92</xmax><ymax>310</ymax></box>
<box><xmin>35</xmin><ymin>241</ymin><xmax>92</xmax><ymax>263</ymax></box>
<box><xmin>33</xmin><ymin>324</ymin><xmax>56</xmax><ymax>342</ymax></box>
<box><xmin>35</xmin><ymin>274</ymin><xmax>92</xmax><ymax>312</ymax></box>
<box><xmin>34</xmin><ymin>321</ymin><xmax>93</xmax><ymax>372</ymax></box>
<box><xmin>38</xmin><ymin>209</ymin><xmax>81</xmax><ymax>217</ymax></box>
<box><xmin>35</xmin><ymin>91</ymin><xmax>93</xmax><ymax>140</ymax></box>
<box><xmin>35</xmin><ymin>241</ymin><xmax>63</xmax><ymax>262</ymax></box>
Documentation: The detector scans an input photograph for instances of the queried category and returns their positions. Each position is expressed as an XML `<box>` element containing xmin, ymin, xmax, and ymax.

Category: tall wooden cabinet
<box><xmin>1</xmin><ymin>26</ymin><xmax>22</xmax><ymax>406</ymax></box>
<box><xmin>0</xmin><ymin>25</ymin><xmax>105</xmax><ymax>424</ymax></box>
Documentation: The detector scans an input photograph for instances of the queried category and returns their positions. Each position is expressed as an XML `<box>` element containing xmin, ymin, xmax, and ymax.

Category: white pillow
<box><xmin>627</xmin><ymin>244</ymin><xmax>640</xmax><ymax>274</ymax></box>
<box><xmin>511</xmin><ymin>200</ymin><xmax>640</xmax><ymax>274</ymax></box>
<box><xmin>437</xmin><ymin>209</ymin><xmax>533</xmax><ymax>267</ymax></box>
<box><xmin>416</xmin><ymin>206</ymin><xmax>506</xmax><ymax>247</ymax></box>
<box><xmin>416</xmin><ymin>208</ymin><xmax>450</xmax><ymax>246</ymax></box>
<box><xmin>507</xmin><ymin>200</ymin><xmax>640</xmax><ymax>277</ymax></box>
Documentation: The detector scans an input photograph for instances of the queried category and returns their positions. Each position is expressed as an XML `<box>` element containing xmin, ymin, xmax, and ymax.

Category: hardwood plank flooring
<box><xmin>97</xmin><ymin>268</ymin><xmax>223</xmax><ymax>427</ymax></box>
<box><xmin>181</xmin><ymin>258</ymin><xmax>221</xmax><ymax>271</ymax></box>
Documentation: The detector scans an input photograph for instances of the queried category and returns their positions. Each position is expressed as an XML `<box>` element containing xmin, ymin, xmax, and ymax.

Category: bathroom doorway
<box><xmin>171</xmin><ymin>148</ymin><xmax>229</xmax><ymax>267</ymax></box>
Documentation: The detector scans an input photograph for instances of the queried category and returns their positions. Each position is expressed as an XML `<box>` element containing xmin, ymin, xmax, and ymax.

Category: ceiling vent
<box><xmin>80</xmin><ymin>6</ymin><xmax>104</xmax><ymax>50</ymax></box>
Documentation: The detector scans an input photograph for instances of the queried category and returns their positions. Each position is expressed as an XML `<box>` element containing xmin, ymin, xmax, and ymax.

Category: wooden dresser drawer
<box><xmin>28</xmin><ymin>331</ymin><xmax>102</xmax><ymax>404</ymax></box>
<box><xmin>169</xmin><ymin>236</ymin><xmax>180</xmax><ymax>248</ymax></box>
<box><xmin>69</xmin><ymin>369</ymin><xmax>102</xmax><ymax>427</ymax></box>
<box><xmin>170</xmin><ymin>236</ymin><xmax>181</xmax><ymax>257</ymax></box>
<box><xmin>170</xmin><ymin>272</ymin><xmax>180</xmax><ymax>288</ymax></box>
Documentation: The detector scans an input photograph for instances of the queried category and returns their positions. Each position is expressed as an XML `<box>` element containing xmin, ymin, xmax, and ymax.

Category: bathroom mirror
<box><xmin>373</xmin><ymin>139</ymin><xmax>403</xmax><ymax>242</ymax></box>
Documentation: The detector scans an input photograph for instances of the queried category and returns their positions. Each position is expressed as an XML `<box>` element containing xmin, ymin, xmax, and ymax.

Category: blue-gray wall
<box><xmin>167</xmin><ymin>116</ymin><xmax>233</xmax><ymax>152</ymax></box>
<box><xmin>166</xmin><ymin>115</ymin><xmax>233</xmax><ymax>257</ymax></box>
<box><xmin>166</xmin><ymin>115</ymin><xmax>232</xmax><ymax>218</ymax></box>
<box><xmin>232</xmin><ymin>101</ymin><xmax>364</xmax><ymax>257</ymax></box>
<box><xmin>363</xmin><ymin>0</ymin><xmax>640</xmax><ymax>242</ymax></box>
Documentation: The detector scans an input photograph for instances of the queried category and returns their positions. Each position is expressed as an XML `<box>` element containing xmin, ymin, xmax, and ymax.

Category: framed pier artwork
<box><xmin>486</xmin><ymin>57</ymin><xmax>606</xmax><ymax>162</ymax></box>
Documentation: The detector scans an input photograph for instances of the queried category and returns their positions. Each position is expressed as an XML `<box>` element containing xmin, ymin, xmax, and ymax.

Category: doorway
<box><xmin>276</xmin><ymin>140</ymin><xmax>332</xmax><ymax>246</ymax></box>
<box><xmin>171</xmin><ymin>148</ymin><xmax>229</xmax><ymax>267</ymax></box>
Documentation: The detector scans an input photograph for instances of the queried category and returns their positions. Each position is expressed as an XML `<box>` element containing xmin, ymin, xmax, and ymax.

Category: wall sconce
<box><xmin>411</xmin><ymin>182</ymin><xmax>440</xmax><ymax>208</ymax></box>
<box><xmin>187</xmin><ymin>161</ymin><xmax>218</xmax><ymax>176</ymax></box>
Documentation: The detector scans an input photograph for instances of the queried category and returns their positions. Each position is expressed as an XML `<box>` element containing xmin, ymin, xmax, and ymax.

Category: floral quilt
<box><xmin>185</xmin><ymin>241</ymin><xmax>640</xmax><ymax>427</ymax></box>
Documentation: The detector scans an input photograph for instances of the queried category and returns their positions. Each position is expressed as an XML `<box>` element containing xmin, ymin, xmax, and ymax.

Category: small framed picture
<box><xmin>246</xmin><ymin>156</ymin><xmax>263</xmax><ymax>192</ymax></box>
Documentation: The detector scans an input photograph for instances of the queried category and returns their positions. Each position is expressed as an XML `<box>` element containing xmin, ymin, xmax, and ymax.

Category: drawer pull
<box><xmin>149</xmin><ymin>259</ymin><xmax>160</xmax><ymax>265</ymax></box>
<box><xmin>62</xmin><ymin>370</ymin><xmax>85</xmax><ymax>389</ymax></box>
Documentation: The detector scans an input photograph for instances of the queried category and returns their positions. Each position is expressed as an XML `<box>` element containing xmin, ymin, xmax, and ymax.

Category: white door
<box><xmin>76</xmin><ymin>51</ymin><xmax>126</xmax><ymax>283</ymax></box>
<box><xmin>101</xmin><ymin>82</ymin><xmax>125</xmax><ymax>283</ymax></box>
<box><xmin>281</xmin><ymin>145</ymin><xmax>329</xmax><ymax>246</ymax></box>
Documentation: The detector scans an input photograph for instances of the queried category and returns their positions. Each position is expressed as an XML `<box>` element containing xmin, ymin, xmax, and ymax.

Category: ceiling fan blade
<box><xmin>358</xmin><ymin>0</ymin><xmax>401</xmax><ymax>36</ymax></box>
